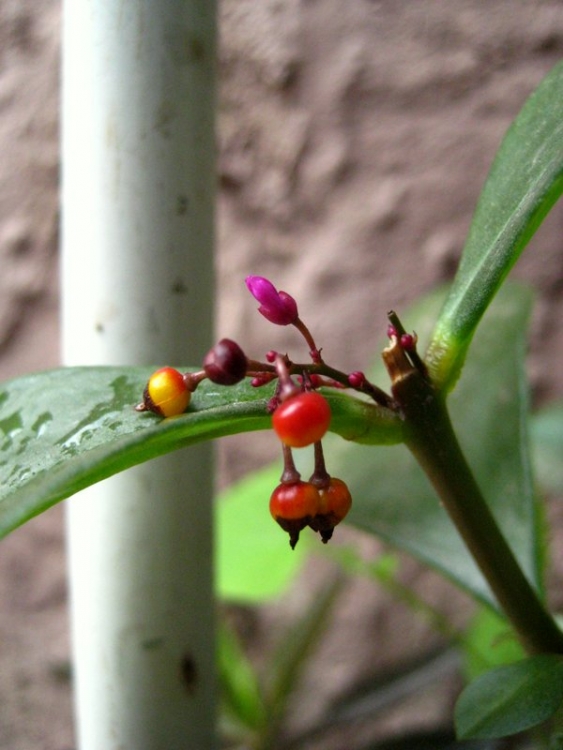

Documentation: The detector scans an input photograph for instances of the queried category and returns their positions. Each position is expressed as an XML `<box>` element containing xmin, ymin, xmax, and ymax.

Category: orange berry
<box><xmin>310</xmin><ymin>478</ymin><xmax>352</xmax><ymax>543</ymax></box>
<box><xmin>269</xmin><ymin>481</ymin><xmax>320</xmax><ymax>549</ymax></box>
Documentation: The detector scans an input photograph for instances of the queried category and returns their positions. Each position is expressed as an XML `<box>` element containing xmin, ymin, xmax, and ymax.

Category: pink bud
<box><xmin>245</xmin><ymin>275</ymin><xmax>299</xmax><ymax>326</ymax></box>
<box><xmin>400</xmin><ymin>333</ymin><xmax>416</xmax><ymax>351</ymax></box>
<box><xmin>348</xmin><ymin>371</ymin><xmax>366</xmax><ymax>388</ymax></box>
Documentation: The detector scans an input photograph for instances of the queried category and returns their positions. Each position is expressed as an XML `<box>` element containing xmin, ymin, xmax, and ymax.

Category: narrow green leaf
<box><xmin>327</xmin><ymin>284</ymin><xmax>541</xmax><ymax>607</ymax></box>
<box><xmin>330</xmin><ymin>648</ymin><xmax>460</xmax><ymax>729</ymax></box>
<box><xmin>218</xmin><ymin>619</ymin><xmax>267</xmax><ymax>731</ymax></box>
<box><xmin>0</xmin><ymin>368</ymin><xmax>268</xmax><ymax>538</ymax></box>
<box><xmin>455</xmin><ymin>654</ymin><xmax>563</xmax><ymax>739</ymax></box>
<box><xmin>530</xmin><ymin>400</ymin><xmax>563</xmax><ymax>496</ymax></box>
<box><xmin>427</xmin><ymin>60</ymin><xmax>563</xmax><ymax>392</ymax></box>
<box><xmin>0</xmin><ymin>367</ymin><xmax>400</xmax><ymax>540</ymax></box>
<box><xmin>363</xmin><ymin>730</ymin><xmax>495</xmax><ymax>749</ymax></box>
<box><xmin>329</xmin><ymin>546</ymin><xmax>463</xmax><ymax>643</ymax></box>
<box><xmin>265</xmin><ymin>578</ymin><xmax>343</xmax><ymax>730</ymax></box>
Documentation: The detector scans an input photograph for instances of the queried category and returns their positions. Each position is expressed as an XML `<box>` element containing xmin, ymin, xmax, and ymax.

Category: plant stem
<box><xmin>385</xmin><ymin>342</ymin><xmax>563</xmax><ymax>656</ymax></box>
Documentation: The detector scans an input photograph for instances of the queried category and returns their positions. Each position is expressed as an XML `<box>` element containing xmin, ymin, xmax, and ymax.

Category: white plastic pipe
<box><xmin>61</xmin><ymin>2</ymin><xmax>216</xmax><ymax>749</ymax></box>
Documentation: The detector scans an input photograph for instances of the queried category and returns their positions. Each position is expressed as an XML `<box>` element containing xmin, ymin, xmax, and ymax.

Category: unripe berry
<box><xmin>272</xmin><ymin>391</ymin><xmax>331</xmax><ymax>448</ymax></box>
<box><xmin>141</xmin><ymin>367</ymin><xmax>191</xmax><ymax>417</ymax></box>
<box><xmin>309</xmin><ymin>477</ymin><xmax>352</xmax><ymax>543</ymax></box>
<box><xmin>269</xmin><ymin>481</ymin><xmax>320</xmax><ymax>549</ymax></box>
<box><xmin>203</xmin><ymin>338</ymin><xmax>247</xmax><ymax>385</ymax></box>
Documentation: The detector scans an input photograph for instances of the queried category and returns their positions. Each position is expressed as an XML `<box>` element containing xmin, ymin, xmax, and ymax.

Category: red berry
<box><xmin>309</xmin><ymin>478</ymin><xmax>352</xmax><ymax>543</ymax></box>
<box><xmin>272</xmin><ymin>391</ymin><xmax>331</xmax><ymax>448</ymax></box>
<box><xmin>269</xmin><ymin>481</ymin><xmax>320</xmax><ymax>549</ymax></box>
<box><xmin>141</xmin><ymin>367</ymin><xmax>190</xmax><ymax>417</ymax></box>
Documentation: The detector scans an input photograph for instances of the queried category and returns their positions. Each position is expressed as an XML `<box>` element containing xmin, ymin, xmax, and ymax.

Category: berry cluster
<box><xmin>136</xmin><ymin>276</ymin><xmax>412</xmax><ymax>549</ymax></box>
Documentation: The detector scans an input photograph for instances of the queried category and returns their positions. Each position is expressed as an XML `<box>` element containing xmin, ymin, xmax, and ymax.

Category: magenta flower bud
<box><xmin>348</xmin><ymin>371</ymin><xmax>366</xmax><ymax>388</ymax></box>
<box><xmin>400</xmin><ymin>333</ymin><xmax>416</xmax><ymax>351</ymax></box>
<box><xmin>245</xmin><ymin>275</ymin><xmax>299</xmax><ymax>326</ymax></box>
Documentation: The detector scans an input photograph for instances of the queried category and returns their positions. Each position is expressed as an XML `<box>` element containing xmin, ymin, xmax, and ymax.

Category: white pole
<box><xmin>61</xmin><ymin>3</ymin><xmax>216</xmax><ymax>749</ymax></box>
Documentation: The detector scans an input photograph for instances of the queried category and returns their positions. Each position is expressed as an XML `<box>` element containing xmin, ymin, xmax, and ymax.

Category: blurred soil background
<box><xmin>1</xmin><ymin>1</ymin><xmax>563</xmax><ymax>748</ymax></box>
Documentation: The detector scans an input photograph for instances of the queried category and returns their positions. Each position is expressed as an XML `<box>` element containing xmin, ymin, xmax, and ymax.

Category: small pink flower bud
<box><xmin>348</xmin><ymin>371</ymin><xmax>366</xmax><ymax>388</ymax></box>
<box><xmin>251</xmin><ymin>374</ymin><xmax>276</xmax><ymax>387</ymax></box>
<box><xmin>400</xmin><ymin>333</ymin><xmax>417</xmax><ymax>351</ymax></box>
<box><xmin>245</xmin><ymin>275</ymin><xmax>299</xmax><ymax>326</ymax></box>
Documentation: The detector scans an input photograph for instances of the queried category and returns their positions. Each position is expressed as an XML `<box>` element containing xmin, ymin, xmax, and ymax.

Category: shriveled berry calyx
<box><xmin>203</xmin><ymin>338</ymin><xmax>247</xmax><ymax>385</ymax></box>
<box><xmin>136</xmin><ymin>367</ymin><xmax>191</xmax><ymax>417</ymax></box>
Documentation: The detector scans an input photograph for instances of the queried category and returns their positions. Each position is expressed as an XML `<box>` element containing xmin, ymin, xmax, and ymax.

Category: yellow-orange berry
<box><xmin>143</xmin><ymin>367</ymin><xmax>190</xmax><ymax>417</ymax></box>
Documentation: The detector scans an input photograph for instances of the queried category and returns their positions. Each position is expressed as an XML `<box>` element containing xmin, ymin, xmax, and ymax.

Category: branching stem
<box><xmin>387</xmin><ymin>347</ymin><xmax>563</xmax><ymax>655</ymax></box>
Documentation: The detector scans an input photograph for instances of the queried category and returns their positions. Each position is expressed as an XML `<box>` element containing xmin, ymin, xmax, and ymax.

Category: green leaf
<box><xmin>363</xmin><ymin>730</ymin><xmax>496</xmax><ymax>749</ymax></box>
<box><xmin>427</xmin><ymin>60</ymin><xmax>563</xmax><ymax>392</ymax></box>
<box><xmin>0</xmin><ymin>367</ymin><xmax>400</xmax><ymax>540</ymax></box>
<box><xmin>461</xmin><ymin>608</ymin><xmax>525</xmax><ymax>682</ymax></box>
<box><xmin>531</xmin><ymin>400</ymin><xmax>563</xmax><ymax>496</ymax></box>
<box><xmin>216</xmin><ymin>464</ymin><xmax>309</xmax><ymax>602</ymax></box>
<box><xmin>218</xmin><ymin>619</ymin><xmax>267</xmax><ymax>732</ymax></box>
<box><xmin>327</xmin><ymin>284</ymin><xmax>541</xmax><ymax>607</ymax></box>
<box><xmin>328</xmin><ymin>647</ymin><xmax>460</xmax><ymax>731</ymax></box>
<box><xmin>264</xmin><ymin>578</ymin><xmax>343</xmax><ymax>734</ymax></box>
<box><xmin>329</xmin><ymin>546</ymin><xmax>463</xmax><ymax>643</ymax></box>
<box><xmin>455</xmin><ymin>654</ymin><xmax>563</xmax><ymax>739</ymax></box>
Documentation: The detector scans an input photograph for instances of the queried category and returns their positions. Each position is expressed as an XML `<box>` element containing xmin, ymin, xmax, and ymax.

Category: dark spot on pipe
<box><xmin>180</xmin><ymin>653</ymin><xmax>198</xmax><ymax>693</ymax></box>
<box><xmin>141</xmin><ymin>637</ymin><xmax>164</xmax><ymax>651</ymax></box>
<box><xmin>176</xmin><ymin>194</ymin><xmax>189</xmax><ymax>215</ymax></box>
<box><xmin>171</xmin><ymin>279</ymin><xmax>188</xmax><ymax>295</ymax></box>
<box><xmin>186</xmin><ymin>35</ymin><xmax>205</xmax><ymax>63</ymax></box>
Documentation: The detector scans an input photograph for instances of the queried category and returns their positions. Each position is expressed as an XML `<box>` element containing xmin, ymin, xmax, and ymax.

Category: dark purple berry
<box><xmin>203</xmin><ymin>338</ymin><xmax>247</xmax><ymax>385</ymax></box>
